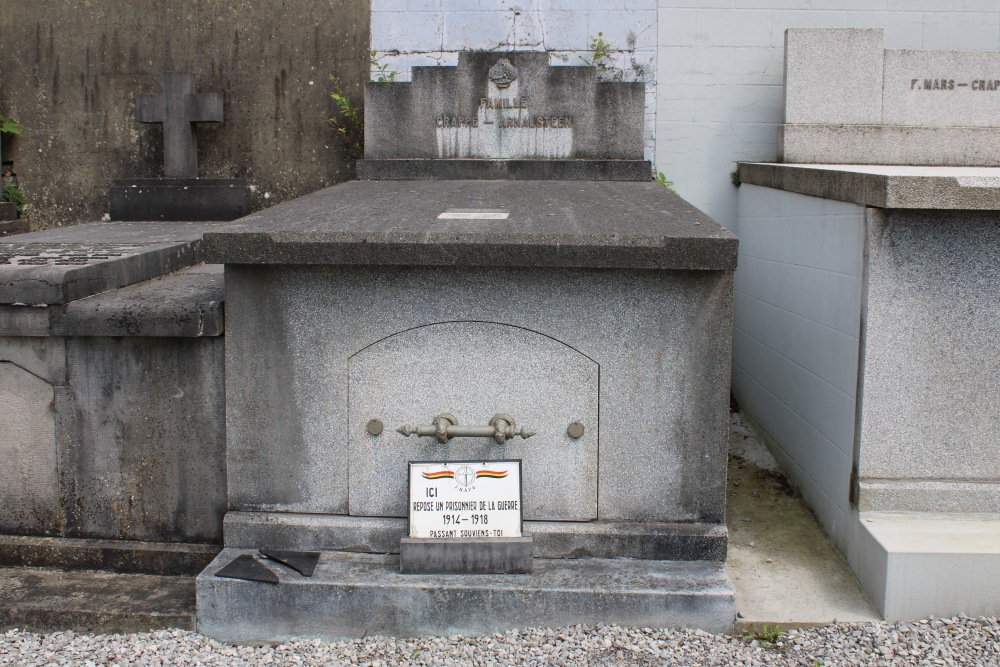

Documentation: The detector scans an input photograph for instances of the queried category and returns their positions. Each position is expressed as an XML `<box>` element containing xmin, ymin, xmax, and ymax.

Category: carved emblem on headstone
<box><xmin>488</xmin><ymin>58</ymin><xmax>518</xmax><ymax>89</ymax></box>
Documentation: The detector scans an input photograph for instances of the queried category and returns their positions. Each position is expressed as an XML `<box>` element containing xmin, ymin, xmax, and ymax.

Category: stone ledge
<box><xmin>223</xmin><ymin>512</ymin><xmax>728</xmax><ymax>561</ymax></box>
<box><xmin>0</xmin><ymin>535</ymin><xmax>220</xmax><ymax>576</ymax></box>
<box><xmin>779</xmin><ymin>125</ymin><xmax>1000</xmax><ymax>167</ymax></box>
<box><xmin>1</xmin><ymin>220</ymin><xmax>233</xmax><ymax>305</ymax></box>
<box><xmin>739</xmin><ymin>162</ymin><xmax>1000</xmax><ymax>210</ymax></box>
<box><xmin>196</xmin><ymin>548</ymin><xmax>736</xmax><ymax>641</ymax></box>
<box><xmin>853</xmin><ymin>512</ymin><xmax>1000</xmax><ymax>621</ymax></box>
<box><xmin>53</xmin><ymin>264</ymin><xmax>224</xmax><ymax>337</ymax></box>
<box><xmin>357</xmin><ymin>159</ymin><xmax>653</xmax><ymax>181</ymax></box>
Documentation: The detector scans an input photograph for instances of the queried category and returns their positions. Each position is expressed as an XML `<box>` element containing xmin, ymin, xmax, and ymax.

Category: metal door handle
<box><xmin>397</xmin><ymin>413</ymin><xmax>535</xmax><ymax>444</ymax></box>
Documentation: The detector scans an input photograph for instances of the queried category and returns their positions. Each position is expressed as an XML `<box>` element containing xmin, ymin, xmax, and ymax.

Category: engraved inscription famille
<box><xmin>910</xmin><ymin>78</ymin><xmax>1000</xmax><ymax>91</ymax></box>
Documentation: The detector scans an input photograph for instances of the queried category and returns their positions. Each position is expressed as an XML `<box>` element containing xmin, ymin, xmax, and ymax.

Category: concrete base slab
<box><xmin>0</xmin><ymin>535</ymin><xmax>220</xmax><ymax>576</ymax></box>
<box><xmin>196</xmin><ymin>549</ymin><xmax>736</xmax><ymax>641</ymax></box>
<box><xmin>0</xmin><ymin>567</ymin><xmax>195</xmax><ymax>633</ymax></box>
<box><xmin>854</xmin><ymin>512</ymin><xmax>1000</xmax><ymax>622</ymax></box>
<box><xmin>728</xmin><ymin>411</ymin><xmax>880</xmax><ymax>627</ymax></box>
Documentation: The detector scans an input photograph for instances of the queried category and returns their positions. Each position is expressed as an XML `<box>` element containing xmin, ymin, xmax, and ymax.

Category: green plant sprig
<box><xmin>328</xmin><ymin>74</ymin><xmax>364</xmax><ymax>163</ymax></box>
<box><xmin>654</xmin><ymin>171</ymin><xmax>676</xmax><ymax>192</ymax></box>
<box><xmin>579</xmin><ymin>32</ymin><xmax>610</xmax><ymax>71</ymax></box>
<box><xmin>3</xmin><ymin>185</ymin><xmax>26</xmax><ymax>214</ymax></box>
<box><xmin>370</xmin><ymin>50</ymin><xmax>397</xmax><ymax>83</ymax></box>
<box><xmin>0</xmin><ymin>115</ymin><xmax>21</xmax><ymax>135</ymax></box>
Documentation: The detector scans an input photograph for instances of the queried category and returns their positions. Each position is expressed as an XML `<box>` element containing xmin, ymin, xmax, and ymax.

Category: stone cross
<box><xmin>136</xmin><ymin>72</ymin><xmax>223</xmax><ymax>178</ymax></box>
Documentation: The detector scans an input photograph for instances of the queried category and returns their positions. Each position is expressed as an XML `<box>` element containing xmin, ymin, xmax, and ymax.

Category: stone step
<box><xmin>0</xmin><ymin>535</ymin><xmax>220</xmax><ymax>576</ymax></box>
<box><xmin>197</xmin><ymin>549</ymin><xmax>736</xmax><ymax>642</ymax></box>
<box><xmin>0</xmin><ymin>567</ymin><xmax>195</xmax><ymax>633</ymax></box>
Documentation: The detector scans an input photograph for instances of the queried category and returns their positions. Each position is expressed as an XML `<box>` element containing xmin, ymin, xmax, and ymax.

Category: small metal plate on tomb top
<box><xmin>567</xmin><ymin>421</ymin><xmax>585</xmax><ymax>439</ymax></box>
<box><xmin>367</xmin><ymin>419</ymin><xmax>384</xmax><ymax>435</ymax></box>
<box><xmin>436</xmin><ymin>209</ymin><xmax>509</xmax><ymax>220</ymax></box>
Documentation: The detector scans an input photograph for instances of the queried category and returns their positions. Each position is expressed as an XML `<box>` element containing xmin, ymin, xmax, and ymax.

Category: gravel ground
<box><xmin>2</xmin><ymin>616</ymin><xmax>998</xmax><ymax>666</ymax></box>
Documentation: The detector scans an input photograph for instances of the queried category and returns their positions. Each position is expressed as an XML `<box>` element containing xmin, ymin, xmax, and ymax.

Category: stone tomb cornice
<box><xmin>739</xmin><ymin>162</ymin><xmax>1000</xmax><ymax>211</ymax></box>
<box><xmin>203</xmin><ymin>180</ymin><xmax>737</xmax><ymax>271</ymax></box>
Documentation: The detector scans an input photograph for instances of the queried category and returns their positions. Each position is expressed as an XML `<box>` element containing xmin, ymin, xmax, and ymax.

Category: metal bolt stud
<box><xmin>567</xmin><ymin>421</ymin><xmax>585</xmax><ymax>439</ymax></box>
<box><xmin>367</xmin><ymin>419</ymin><xmax>384</xmax><ymax>436</ymax></box>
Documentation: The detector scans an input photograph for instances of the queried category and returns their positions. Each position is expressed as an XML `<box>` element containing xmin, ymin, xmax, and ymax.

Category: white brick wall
<box><xmin>656</xmin><ymin>1</ymin><xmax>1000</xmax><ymax>231</ymax></box>
<box><xmin>733</xmin><ymin>184</ymin><xmax>866</xmax><ymax>548</ymax></box>
<box><xmin>371</xmin><ymin>0</ymin><xmax>659</xmax><ymax>160</ymax></box>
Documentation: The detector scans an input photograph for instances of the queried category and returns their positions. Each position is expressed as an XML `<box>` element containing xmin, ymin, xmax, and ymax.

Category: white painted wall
<box><xmin>733</xmin><ymin>184</ymin><xmax>865</xmax><ymax>549</ymax></box>
<box><xmin>656</xmin><ymin>1</ymin><xmax>1000</xmax><ymax>231</ymax></box>
<box><xmin>370</xmin><ymin>0</ymin><xmax>658</xmax><ymax>160</ymax></box>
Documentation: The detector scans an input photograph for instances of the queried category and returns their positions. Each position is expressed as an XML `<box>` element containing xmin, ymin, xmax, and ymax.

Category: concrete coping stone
<box><xmin>739</xmin><ymin>162</ymin><xmax>1000</xmax><ymax>210</ymax></box>
<box><xmin>0</xmin><ymin>220</ymin><xmax>234</xmax><ymax>305</ymax></box>
<box><xmin>52</xmin><ymin>264</ymin><xmax>224</xmax><ymax>337</ymax></box>
<box><xmin>204</xmin><ymin>180</ymin><xmax>737</xmax><ymax>270</ymax></box>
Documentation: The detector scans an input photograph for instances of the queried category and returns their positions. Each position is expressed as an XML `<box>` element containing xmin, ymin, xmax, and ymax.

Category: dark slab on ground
<box><xmin>204</xmin><ymin>180</ymin><xmax>737</xmax><ymax>270</ymax></box>
<box><xmin>0</xmin><ymin>221</ymin><xmax>233</xmax><ymax>304</ymax></box>
<box><xmin>0</xmin><ymin>535</ymin><xmax>220</xmax><ymax>576</ymax></box>
<box><xmin>0</xmin><ymin>567</ymin><xmax>195</xmax><ymax>633</ymax></box>
<box><xmin>111</xmin><ymin>178</ymin><xmax>249</xmax><ymax>221</ymax></box>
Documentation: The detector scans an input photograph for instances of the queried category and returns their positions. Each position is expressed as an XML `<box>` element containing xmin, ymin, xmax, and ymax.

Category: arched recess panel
<box><xmin>348</xmin><ymin>322</ymin><xmax>598</xmax><ymax>521</ymax></box>
<box><xmin>0</xmin><ymin>361</ymin><xmax>60</xmax><ymax>534</ymax></box>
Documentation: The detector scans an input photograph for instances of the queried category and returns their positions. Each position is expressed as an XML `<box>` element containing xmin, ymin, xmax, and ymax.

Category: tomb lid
<box><xmin>203</xmin><ymin>180</ymin><xmax>737</xmax><ymax>271</ymax></box>
<box><xmin>0</xmin><ymin>220</ymin><xmax>231</xmax><ymax>304</ymax></box>
<box><xmin>357</xmin><ymin>51</ymin><xmax>651</xmax><ymax>181</ymax></box>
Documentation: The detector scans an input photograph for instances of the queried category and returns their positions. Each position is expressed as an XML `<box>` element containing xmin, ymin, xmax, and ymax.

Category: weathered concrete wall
<box><xmin>0</xmin><ymin>334</ymin><xmax>227</xmax><ymax>544</ymax></box>
<box><xmin>0</xmin><ymin>1</ymin><xmax>369</xmax><ymax>230</ymax></box>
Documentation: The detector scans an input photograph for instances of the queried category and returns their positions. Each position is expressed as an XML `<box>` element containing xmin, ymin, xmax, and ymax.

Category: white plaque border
<box><xmin>407</xmin><ymin>459</ymin><xmax>524</xmax><ymax>539</ymax></box>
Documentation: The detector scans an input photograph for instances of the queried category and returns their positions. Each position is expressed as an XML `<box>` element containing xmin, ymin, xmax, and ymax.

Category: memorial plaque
<box><xmin>408</xmin><ymin>460</ymin><xmax>522</xmax><ymax>539</ymax></box>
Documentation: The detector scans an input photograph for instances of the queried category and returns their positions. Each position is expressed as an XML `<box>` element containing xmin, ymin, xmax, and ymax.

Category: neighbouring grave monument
<box><xmin>0</xmin><ymin>72</ymin><xmax>239</xmax><ymax>574</ymax></box>
<box><xmin>109</xmin><ymin>72</ymin><xmax>248</xmax><ymax>221</ymax></box>
<box><xmin>735</xmin><ymin>28</ymin><xmax>1000</xmax><ymax>620</ymax></box>
<box><xmin>195</xmin><ymin>52</ymin><xmax>738</xmax><ymax>640</ymax></box>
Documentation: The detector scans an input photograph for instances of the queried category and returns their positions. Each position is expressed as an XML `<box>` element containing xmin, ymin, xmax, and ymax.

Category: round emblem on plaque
<box><xmin>488</xmin><ymin>58</ymin><xmax>518</xmax><ymax>89</ymax></box>
<box><xmin>454</xmin><ymin>465</ymin><xmax>477</xmax><ymax>488</ymax></box>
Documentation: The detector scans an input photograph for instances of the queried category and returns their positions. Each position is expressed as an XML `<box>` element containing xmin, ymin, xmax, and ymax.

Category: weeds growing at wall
<box><xmin>329</xmin><ymin>75</ymin><xmax>364</xmax><ymax>164</ymax></box>
<box><xmin>579</xmin><ymin>32</ymin><xmax>611</xmax><ymax>71</ymax></box>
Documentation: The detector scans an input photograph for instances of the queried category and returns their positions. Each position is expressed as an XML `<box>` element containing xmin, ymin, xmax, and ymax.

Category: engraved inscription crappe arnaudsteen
<box><xmin>435</xmin><ymin>58</ymin><xmax>574</xmax><ymax>159</ymax></box>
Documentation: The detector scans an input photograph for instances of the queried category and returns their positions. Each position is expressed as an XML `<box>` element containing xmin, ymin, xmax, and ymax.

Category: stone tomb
<box><xmin>0</xmin><ymin>221</ymin><xmax>228</xmax><ymax>561</ymax></box>
<box><xmin>736</xmin><ymin>29</ymin><xmax>1000</xmax><ymax>620</ymax></box>
<box><xmin>195</xmin><ymin>52</ymin><xmax>737</xmax><ymax>640</ymax></box>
